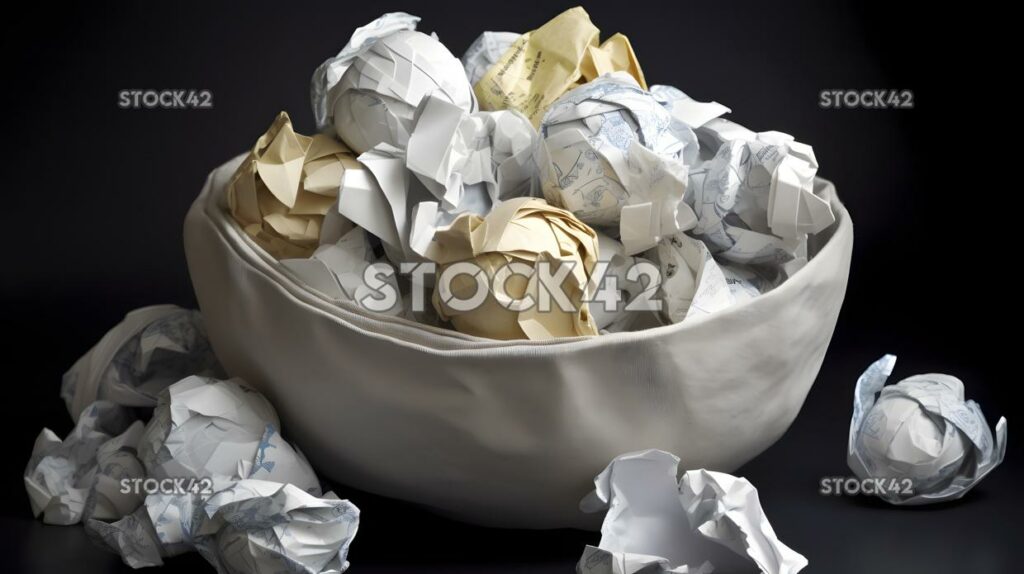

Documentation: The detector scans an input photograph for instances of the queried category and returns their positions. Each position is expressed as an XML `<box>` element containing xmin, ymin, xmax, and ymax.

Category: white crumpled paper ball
<box><xmin>857</xmin><ymin>393</ymin><xmax>969</xmax><ymax>486</ymax></box>
<box><xmin>460</xmin><ymin>31</ymin><xmax>519</xmax><ymax>86</ymax></box>
<box><xmin>848</xmin><ymin>355</ymin><xmax>1008</xmax><ymax>504</ymax></box>
<box><xmin>23</xmin><ymin>401</ymin><xmax>137</xmax><ymax>525</ymax></box>
<box><xmin>578</xmin><ymin>449</ymin><xmax>807</xmax><ymax>574</ymax></box>
<box><xmin>687</xmin><ymin>117</ymin><xmax>834</xmax><ymax>265</ymax></box>
<box><xmin>407</xmin><ymin>93</ymin><xmax>538</xmax><ymax>207</ymax></box>
<box><xmin>192</xmin><ymin>480</ymin><xmax>360</xmax><ymax>574</ymax></box>
<box><xmin>310</xmin><ymin>12</ymin><xmax>475</xmax><ymax>154</ymax></box>
<box><xmin>89</xmin><ymin>480</ymin><xmax>360</xmax><ymax>573</ymax></box>
<box><xmin>652</xmin><ymin>233</ymin><xmax>781</xmax><ymax>325</ymax></box>
<box><xmin>537</xmin><ymin>72</ymin><xmax>700</xmax><ymax>255</ymax></box>
<box><xmin>334</xmin><ymin>93</ymin><xmax>538</xmax><ymax>266</ymax></box>
<box><xmin>138</xmin><ymin>376</ymin><xmax>321</xmax><ymax>495</ymax></box>
<box><xmin>588</xmin><ymin>233</ymin><xmax>658</xmax><ymax>332</ymax></box>
<box><xmin>85</xmin><ymin>421</ymin><xmax>147</xmax><ymax>522</ymax></box>
<box><xmin>60</xmin><ymin>305</ymin><xmax>222</xmax><ymax>422</ymax></box>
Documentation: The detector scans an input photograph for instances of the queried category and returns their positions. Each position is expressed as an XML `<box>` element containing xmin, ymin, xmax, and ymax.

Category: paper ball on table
<box><xmin>848</xmin><ymin>355</ymin><xmax>1008</xmax><ymax>504</ymax></box>
<box><xmin>137</xmin><ymin>377</ymin><xmax>320</xmax><ymax>495</ymax></box>
<box><xmin>60</xmin><ymin>305</ymin><xmax>222</xmax><ymax>422</ymax></box>
<box><xmin>858</xmin><ymin>394</ymin><xmax>970</xmax><ymax>484</ymax></box>
<box><xmin>311</xmin><ymin>12</ymin><xmax>475</xmax><ymax>154</ymax></box>
<box><xmin>426</xmin><ymin>197</ymin><xmax>600</xmax><ymax>340</ymax></box>
<box><xmin>537</xmin><ymin>72</ymin><xmax>700</xmax><ymax>255</ymax></box>
<box><xmin>192</xmin><ymin>480</ymin><xmax>359</xmax><ymax>574</ymax></box>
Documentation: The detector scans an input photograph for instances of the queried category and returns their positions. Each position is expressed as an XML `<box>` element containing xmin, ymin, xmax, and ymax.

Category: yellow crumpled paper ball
<box><xmin>227</xmin><ymin>111</ymin><xmax>359</xmax><ymax>259</ymax></box>
<box><xmin>474</xmin><ymin>6</ymin><xmax>647</xmax><ymax>126</ymax></box>
<box><xmin>427</xmin><ymin>197</ymin><xmax>600</xmax><ymax>340</ymax></box>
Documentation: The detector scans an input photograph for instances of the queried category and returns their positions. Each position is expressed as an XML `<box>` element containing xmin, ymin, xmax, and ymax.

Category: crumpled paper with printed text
<box><xmin>462</xmin><ymin>31</ymin><xmax>520</xmax><ymax>86</ymax></box>
<box><xmin>686</xmin><ymin>118</ymin><xmax>834</xmax><ymax>265</ymax></box>
<box><xmin>475</xmin><ymin>6</ymin><xmax>646</xmax><ymax>126</ymax></box>
<box><xmin>538</xmin><ymin>73</ymin><xmax>702</xmax><ymax>255</ymax></box>
<box><xmin>60</xmin><ymin>304</ymin><xmax>222</xmax><ymax>422</ymax></box>
<box><xmin>27</xmin><ymin>310</ymin><xmax>360</xmax><ymax>573</ymax></box>
<box><xmin>848</xmin><ymin>355</ymin><xmax>1008</xmax><ymax>504</ymax></box>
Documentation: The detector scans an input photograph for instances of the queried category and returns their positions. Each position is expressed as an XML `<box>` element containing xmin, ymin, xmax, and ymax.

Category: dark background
<box><xmin>3</xmin><ymin>1</ymin><xmax>1019</xmax><ymax>572</ymax></box>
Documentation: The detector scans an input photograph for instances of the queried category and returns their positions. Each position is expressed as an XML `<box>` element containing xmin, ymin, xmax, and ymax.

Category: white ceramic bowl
<box><xmin>184</xmin><ymin>156</ymin><xmax>853</xmax><ymax>529</ymax></box>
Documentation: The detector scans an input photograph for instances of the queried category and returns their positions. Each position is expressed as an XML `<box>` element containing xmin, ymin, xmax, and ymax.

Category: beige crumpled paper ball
<box><xmin>427</xmin><ymin>197</ymin><xmax>600</xmax><ymax>340</ymax></box>
<box><xmin>474</xmin><ymin>6</ymin><xmax>646</xmax><ymax>127</ymax></box>
<box><xmin>227</xmin><ymin>111</ymin><xmax>359</xmax><ymax>259</ymax></box>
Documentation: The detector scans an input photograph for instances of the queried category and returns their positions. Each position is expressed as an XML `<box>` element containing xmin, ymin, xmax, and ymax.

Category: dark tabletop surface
<box><xmin>4</xmin><ymin>1</ymin><xmax>1019</xmax><ymax>572</ymax></box>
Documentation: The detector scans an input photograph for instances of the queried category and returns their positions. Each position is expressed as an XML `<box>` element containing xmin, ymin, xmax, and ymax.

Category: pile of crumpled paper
<box><xmin>230</xmin><ymin>6</ymin><xmax>837</xmax><ymax>341</ymax></box>
<box><xmin>25</xmin><ymin>307</ymin><xmax>359</xmax><ymax>573</ymax></box>
<box><xmin>26</xmin><ymin>307</ymin><xmax>811</xmax><ymax>573</ymax></box>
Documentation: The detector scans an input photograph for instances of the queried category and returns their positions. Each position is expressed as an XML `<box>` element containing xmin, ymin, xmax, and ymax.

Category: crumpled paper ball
<box><xmin>335</xmin><ymin>94</ymin><xmax>538</xmax><ymax>265</ymax></box>
<box><xmin>426</xmin><ymin>197</ymin><xmax>599</xmax><ymax>340</ymax></box>
<box><xmin>60</xmin><ymin>304</ymin><xmax>222</xmax><ymax>422</ymax></box>
<box><xmin>578</xmin><ymin>449</ymin><xmax>807</xmax><ymax>574</ymax></box>
<box><xmin>24</xmin><ymin>401</ymin><xmax>137</xmax><ymax>525</ymax></box>
<box><xmin>310</xmin><ymin>12</ymin><xmax>475</xmax><ymax>154</ymax></box>
<box><xmin>87</xmin><ymin>504</ymin><xmax>167</xmax><ymax>569</ymax></box>
<box><xmin>589</xmin><ymin>233</ymin><xmax>658</xmax><ymax>332</ymax></box>
<box><xmin>652</xmin><ymin>233</ymin><xmax>785</xmax><ymax>325</ymax></box>
<box><xmin>29</xmin><ymin>308</ymin><xmax>357</xmax><ymax>571</ymax></box>
<box><xmin>686</xmin><ymin>118</ymin><xmax>834</xmax><ymax>264</ymax></box>
<box><xmin>89</xmin><ymin>480</ymin><xmax>360</xmax><ymax>573</ymax></box>
<box><xmin>407</xmin><ymin>93</ymin><xmax>537</xmax><ymax>208</ymax></box>
<box><xmin>334</xmin><ymin>142</ymin><xmax>476</xmax><ymax>265</ymax></box>
<box><xmin>404</xmin><ymin>94</ymin><xmax>539</xmax><ymax>256</ymax></box>
<box><xmin>649</xmin><ymin>84</ymin><xmax>731</xmax><ymax>131</ymax></box>
<box><xmin>85</xmin><ymin>421</ymin><xmax>147</xmax><ymax>522</ymax></box>
<box><xmin>537</xmin><ymin>72</ymin><xmax>700</xmax><ymax>255</ymax></box>
<box><xmin>461</xmin><ymin>31</ymin><xmax>519</xmax><ymax>86</ymax></box>
<box><xmin>474</xmin><ymin>6</ymin><xmax>646</xmax><ymax>126</ymax></box>
<box><xmin>336</xmin><ymin>142</ymin><xmax>424</xmax><ymax>264</ymax></box>
<box><xmin>281</xmin><ymin>227</ymin><xmax>403</xmax><ymax>315</ymax></box>
<box><xmin>848</xmin><ymin>355</ymin><xmax>1008</xmax><ymax>504</ymax></box>
<box><xmin>191</xmin><ymin>480</ymin><xmax>360</xmax><ymax>574</ymax></box>
<box><xmin>227</xmin><ymin>111</ymin><xmax>359</xmax><ymax>259</ymax></box>
<box><xmin>138</xmin><ymin>376</ymin><xmax>321</xmax><ymax>495</ymax></box>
